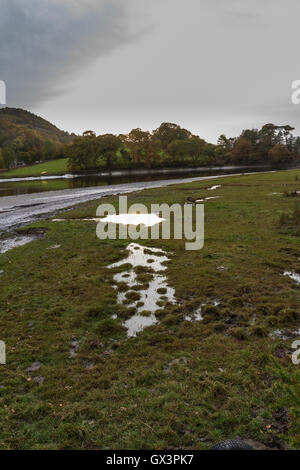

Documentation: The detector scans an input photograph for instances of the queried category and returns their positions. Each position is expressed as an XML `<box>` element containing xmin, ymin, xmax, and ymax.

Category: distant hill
<box><xmin>0</xmin><ymin>108</ymin><xmax>75</xmax><ymax>168</ymax></box>
<box><xmin>0</xmin><ymin>107</ymin><xmax>73</xmax><ymax>145</ymax></box>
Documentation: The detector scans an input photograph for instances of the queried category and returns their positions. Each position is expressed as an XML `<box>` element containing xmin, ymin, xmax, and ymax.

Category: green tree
<box><xmin>153</xmin><ymin>123</ymin><xmax>191</xmax><ymax>150</ymax></box>
<box><xmin>97</xmin><ymin>134</ymin><xmax>122</xmax><ymax>170</ymax></box>
<box><xmin>67</xmin><ymin>132</ymin><xmax>98</xmax><ymax>172</ymax></box>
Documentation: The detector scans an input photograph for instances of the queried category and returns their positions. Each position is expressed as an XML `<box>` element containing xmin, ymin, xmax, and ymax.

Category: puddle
<box><xmin>53</xmin><ymin>218</ymin><xmax>100</xmax><ymax>222</ymax></box>
<box><xmin>0</xmin><ymin>235</ymin><xmax>39</xmax><ymax>254</ymax></box>
<box><xmin>124</xmin><ymin>313</ymin><xmax>159</xmax><ymax>338</ymax></box>
<box><xmin>269</xmin><ymin>329</ymin><xmax>299</xmax><ymax>340</ymax></box>
<box><xmin>217</xmin><ymin>265</ymin><xmax>228</xmax><ymax>271</ymax></box>
<box><xmin>47</xmin><ymin>244</ymin><xmax>61</xmax><ymax>250</ymax></box>
<box><xmin>195</xmin><ymin>196</ymin><xmax>221</xmax><ymax>202</ymax></box>
<box><xmin>108</xmin><ymin>243</ymin><xmax>176</xmax><ymax>337</ymax></box>
<box><xmin>100</xmin><ymin>213</ymin><xmax>166</xmax><ymax>227</ymax></box>
<box><xmin>185</xmin><ymin>299</ymin><xmax>220</xmax><ymax>322</ymax></box>
<box><xmin>185</xmin><ymin>308</ymin><xmax>203</xmax><ymax>322</ymax></box>
<box><xmin>208</xmin><ymin>185</ymin><xmax>221</xmax><ymax>191</ymax></box>
<box><xmin>52</xmin><ymin>214</ymin><xmax>166</xmax><ymax>228</ymax></box>
<box><xmin>250</xmin><ymin>313</ymin><xmax>257</xmax><ymax>327</ymax></box>
<box><xmin>284</xmin><ymin>271</ymin><xmax>300</xmax><ymax>285</ymax></box>
<box><xmin>110</xmin><ymin>243</ymin><xmax>170</xmax><ymax>273</ymax></box>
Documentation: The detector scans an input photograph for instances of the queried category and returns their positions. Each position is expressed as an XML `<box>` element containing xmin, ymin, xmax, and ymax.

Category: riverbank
<box><xmin>0</xmin><ymin>158</ymin><xmax>69</xmax><ymax>178</ymax></box>
<box><xmin>1</xmin><ymin>160</ymin><xmax>296</xmax><ymax>181</ymax></box>
<box><xmin>0</xmin><ymin>169</ymin><xmax>299</xmax><ymax>450</ymax></box>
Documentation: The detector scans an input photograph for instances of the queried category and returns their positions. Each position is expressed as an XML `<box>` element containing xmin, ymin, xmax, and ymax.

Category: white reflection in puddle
<box><xmin>208</xmin><ymin>185</ymin><xmax>221</xmax><ymax>191</ymax></box>
<box><xmin>0</xmin><ymin>236</ymin><xmax>37</xmax><ymax>254</ymax></box>
<box><xmin>185</xmin><ymin>299</ymin><xmax>220</xmax><ymax>322</ymax></box>
<box><xmin>284</xmin><ymin>271</ymin><xmax>300</xmax><ymax>285</ymax></box>
<box><xmin>100</xmin><ymin>213</ymin><xmax>166</xmax><ymax>227</ymax></box>
<box><xmin>269</xmin><ymin>329</ymin><xmax>289</xmax><ymax>340</ymax></box>
<box><xmin>110</xmin><ymin>242</ymin><xmax>169</xmax><ymax>273</ymax></box>
<box><xmin>195</xmin><ymin>196</ymin><xmax>221</xmax><ymax>202</ymax></box>
<box><xmin>125</xmin><ymin>313</ymin><xmax>159</xmax><ymax>338</ymax></box>
<box><xmin>53</xmin><ymin>214</ymin><xmax>166</xmax><ymax>227</ymax></box>
<box><xmin>185</xmin><ymin>308</ymin><xmax>203</xmax><ymax>322</ymax></box>
<box><xmin>109</xmin><ymin>243</ymin><xmax>176</xmax><ymax>337</ymax></box>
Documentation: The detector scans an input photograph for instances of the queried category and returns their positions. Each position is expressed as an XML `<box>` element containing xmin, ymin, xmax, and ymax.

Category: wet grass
<box><xmin>0</xmin><ymin>169</ymin><xmax>300</xmax><ymax>449</ymax></box>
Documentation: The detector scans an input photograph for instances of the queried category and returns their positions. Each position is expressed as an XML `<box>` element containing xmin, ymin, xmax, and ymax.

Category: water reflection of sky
<box><xmin>0</xmin><ymin>166</ymin><xmax>281</xmax><ymax>198</ymax></box>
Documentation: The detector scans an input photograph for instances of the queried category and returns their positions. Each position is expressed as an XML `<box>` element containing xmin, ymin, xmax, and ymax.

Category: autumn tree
<box><xmin>231</xmin><ymin>137</ymin><xmax>254</xmax><ymax>164</ymax></box>
<box><xmin>268</xmin><ymin>144</ymin><xmax>291</xmax><ymax>163</ymax></box>
<box><xmin>126</xmin><ymin>129</ymin><xmax>161</xmax><ymax>168</ymax></box>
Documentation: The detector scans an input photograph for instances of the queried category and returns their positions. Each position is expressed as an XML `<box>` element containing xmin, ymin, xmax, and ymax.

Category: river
<box><xmin>0</xmin><ymin>165</ymin><xmax>297</xmax><ymax>233</ymax></box>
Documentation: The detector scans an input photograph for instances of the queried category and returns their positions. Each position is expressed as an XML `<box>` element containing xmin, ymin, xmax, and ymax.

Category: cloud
<box><xmin>0</xmin><ymin>0</ymin><xmax>139</xmax><ymax>107</ymax></box>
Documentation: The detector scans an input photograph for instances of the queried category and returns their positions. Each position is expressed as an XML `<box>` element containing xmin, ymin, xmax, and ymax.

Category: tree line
<box><xmin>1</xmin><ymin>110</ymin><xmax>300</xmax><ymax>171</ymax></box>
<box><xmin>67</xmin><ymin>122</ymin><xmax>300</xmax><ymax>172</ymax></box>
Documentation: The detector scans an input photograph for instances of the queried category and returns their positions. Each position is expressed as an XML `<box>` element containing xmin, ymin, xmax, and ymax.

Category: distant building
<box><xmin>9</xmin><ymin>161</ymin><xmax>26</xmax><ymax>168</ymax></box>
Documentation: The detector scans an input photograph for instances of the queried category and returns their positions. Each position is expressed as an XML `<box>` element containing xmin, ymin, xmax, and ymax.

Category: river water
<box><xmin>0</xmin><ymin>165</ymin><xmax>297</xmax><ymax>233</ymax></box>
<box><xmin>0</xmin><ymin>165</ymin><xmax>274</xmax><ymax>198</ymax></box>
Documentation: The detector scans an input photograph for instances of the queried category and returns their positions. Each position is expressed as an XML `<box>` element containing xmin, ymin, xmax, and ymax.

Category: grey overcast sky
<box><xmin>1</xmin><ymin>0</ymin><xmax>300</xmax><ymax>142</ymax></box>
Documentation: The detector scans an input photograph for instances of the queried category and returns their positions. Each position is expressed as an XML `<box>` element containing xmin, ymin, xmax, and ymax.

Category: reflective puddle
<box><xmin>100</xmin><ymin>213</ymin><xmax>166</xmax><ymax>227</ymax></box>
<box><xmin>53</xmin><ymin>213</ymin><xmax>166</xmax><ymax>227</ymax></box>
<box><xmin>195</xmin><ymin>196</ymin><xmax>221</xmax><ymax>202</ymax></box>
<box><xmin>0</xmin><ymin>235</ymin><xmax>38</xmax><ymax>254</ymax></box>
<box><xmin>185</xmin><ymin>299</ymin><xmax>220</xmax><ymax>322</ymax></box>
<box><xmin>284</xmin><ymin>271</ymin><xmax>300</xmax><ymax>285</ymax></box>
<box><xmin>109</xmin><ymin>243</ymin><xmax>176</xmax><ymax>337</ymax></box>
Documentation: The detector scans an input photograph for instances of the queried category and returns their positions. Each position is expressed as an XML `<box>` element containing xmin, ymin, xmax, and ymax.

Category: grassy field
<box><xmin>0</xmin><ymin>169</ymin><xmax>299</xmax><ymax>450</ymax></box>
<box><xmin>0</xmin><ymin>158</ymin><xmax>68</xmax><ymax>178</ymax></box>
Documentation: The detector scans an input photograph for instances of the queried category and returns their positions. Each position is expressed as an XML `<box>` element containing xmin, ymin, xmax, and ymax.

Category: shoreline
<box><xmin>0</xmin><ymin>167</ymin><xmax>296</xmax><ymax>233</ymax></box>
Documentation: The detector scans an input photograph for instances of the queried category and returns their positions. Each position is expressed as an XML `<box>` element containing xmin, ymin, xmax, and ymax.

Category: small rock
<box><xmin>273</xmin><ymin>347</ymin><xmax>289</xmax><ymax>358</ymax></box>
<box><xmin>34</xmin><ymin>376</ymin><xmax>45</xmax><ymax>385</ymax></box>
<box><xmin>84</xmin><ymin>361</ymin><xmax>94</xmax><ymax>369</ymax></box>
<box><xmin>26</xmin><ymin>361</ymin><xmax>42</xmax><ymax>374</ymax></box>
<box><xmin>244</xmin><ymin>439</ymin><xmax>270</xmax><ymax>451</ymax></box>
<box><xmin>69</xmin><ymin>338</ymin><xmax>79</xmax><ymax>358</ymax></box>
<box><xmin>164</xmin><ymin>357</ymin><xmax>187</xmax><ymax>373</ymax></box>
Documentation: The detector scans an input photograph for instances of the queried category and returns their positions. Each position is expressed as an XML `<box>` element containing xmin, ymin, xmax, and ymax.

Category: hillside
<box><xmin>0</xmin><ymin>108</ymin><xmax>74</xmax><ymax>169</ymax></box>
<box><xmin>0</xmin><ymin>108</ymin><xmax>73</xmax><ymax>145</ymax></box>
